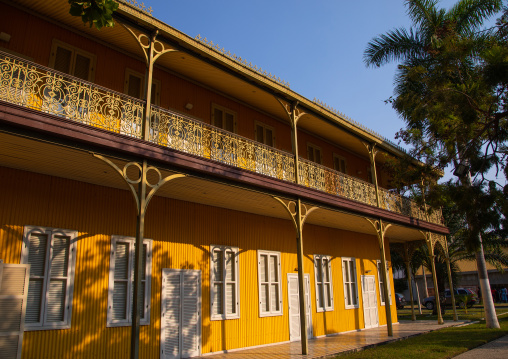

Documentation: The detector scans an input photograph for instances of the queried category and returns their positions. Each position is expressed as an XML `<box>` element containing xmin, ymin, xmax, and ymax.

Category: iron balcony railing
<box><xmin>0</xmin><ymin>52</ymin><xmax>442</xmax><ymax>225</ymax></box>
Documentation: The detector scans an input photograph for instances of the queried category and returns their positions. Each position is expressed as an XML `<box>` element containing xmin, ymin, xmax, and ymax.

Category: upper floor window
<box><xmin>212</xmin><ymin>104</ymin><xmax>237</xmax><ymax>133</ymax></box>
<box><xmin>333</xmin><ymin>154</ymin><xmax>347</xmax><ymax>174</ymax></box>
<box><xmin>107</xmin><ymin>236</ymin><xmax>152</xmax><ymax>327</ymax></box>
<box><xmin>21</xmin><ymin>226</ymin><xmax>77</xmax><ymax>330</ymax></box>
<box><xmin>210</xmin><ymin>245</ymin><xmax>239</xmax><ymax>320</ymax></box>
<box><xmin>257</xmin><ymin>250</ymin><xmax>282</xmax><ymax>317</ymax></box>
<box><xmin>307</xmin><ymin>143</ymin><xmax>322</xmax><ymax>164</ymax></box>
<box><xmin>49</xmin><ymin>39</ymin><xmax>96</xmax><ymax>82</ymax></box>
<box><xmin>314</xmin><ymin>254</ymin><xmax>334</xmax><ymax>312</ymax></box>
<box><xmin>255</xmin><ymin>121</ymin><xmax>275</xmax><ymax>147</ymax></box>
<box><xmin>342</xmin><ymin>257</ymin><xmax>359</xmax><ymax>309</ymax></box>
<box><xmin>124</xmin><ymin>68</ymin><xmax>160</xmax><ymax>105</ymax></box>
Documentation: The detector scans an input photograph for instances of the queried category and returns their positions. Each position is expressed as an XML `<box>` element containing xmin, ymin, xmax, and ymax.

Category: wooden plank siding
<box><xmin>0</xmin><ymin>166</ymin><xmax>396</xmax><ymax>357</ymax></box>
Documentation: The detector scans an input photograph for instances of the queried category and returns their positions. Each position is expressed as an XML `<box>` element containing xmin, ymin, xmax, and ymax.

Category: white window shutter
<box><xmin>0</xmin><ymin>263</ymin><xmax>30</xmax><ymax>359</ymax></box>
<box><xmin>210</xmin><ymin>245</ymin><xmax>239</xmax><ymax>320</ymax></box>
<box><xmin>327</xmin><ymin>258</ymin><xmax>334</xmax><ymax>307</ymax></box>
<box><xmin>313</xmin><ymin>256</ymin><xmax>320</xmax><ymax>310</ymax></box>
<box><xmin>25</xmin><ymin>232</ymin><xmax>48</xmax><ymax>325</ymax></box>
<box><xmin>21</xmin><ymin>226</ymin><xmax>77</xmax><ymax>330</ymax></box>
<box><xmin>112</xmin><ymin>241</ymin><xmax>130</xmax><ymax>322</ymax></box>
<box><xmin>45</xmin><ymin>234</ymin><xmax>70</xmax><ymax>325</ymax></box>
<box><xmin>107</xmin><ymin>236</ymin><xmax>151</xmax><ymax>327</ymax></box>
<box><xmin>342</xmin><ymin>260</ymin><xmax>347</xmax><ymax>303</ymax></box>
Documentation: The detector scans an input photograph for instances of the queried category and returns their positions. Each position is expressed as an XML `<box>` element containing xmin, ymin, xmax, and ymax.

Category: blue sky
<box><xmin>146</xmin><ymin>0</ymin><xmax>502</xmax><ymax>182</ymax></box>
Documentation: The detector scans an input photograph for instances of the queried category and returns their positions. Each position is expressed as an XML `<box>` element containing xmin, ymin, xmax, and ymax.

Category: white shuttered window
<box><xmin>342</xmin><ymin>257</ymin><xmax>359</xmax><ymax>309</ymax></box>
<box><xmin>107</xmin><ymin>236</ymin><xmax>152</xmax><ymax>327</ymax></box>
<box><xmin>210</xmin><ymin>245</ymin><xmax>239</xmax><ymax>320</ymax></box>
<box><xmin>21</xmin><ymin>226</ymin><xmax>77</xmax><ymax>330</ymax></box>
<box><xmin>257</xmin><ymin>251</ymin><xmax>282</xmax><ymax>317</ymax></box>
<box><xmin>314</xmin><ymin>255</ymin><xmax>334</xmax><ymax>312</ymax></box>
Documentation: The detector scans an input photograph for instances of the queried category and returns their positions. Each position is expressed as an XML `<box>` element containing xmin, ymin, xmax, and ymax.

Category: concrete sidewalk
<box><xmin>453</xmin><ymin>334</ymin><xmax>508</xmax><ymax>359</ymax></box>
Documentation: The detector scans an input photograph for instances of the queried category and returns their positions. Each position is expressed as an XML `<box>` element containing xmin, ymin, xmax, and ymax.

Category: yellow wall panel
<box><xmin>0</xmin><ymin>166</ymin><xmax>397</xmax><ymax>358</ymax></box>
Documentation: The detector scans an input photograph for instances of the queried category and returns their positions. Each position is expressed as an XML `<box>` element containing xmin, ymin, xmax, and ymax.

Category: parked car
<box><xmin>395</xmin><ymin>293</ymin><xmax>406</xmax><ymax>309</ymax></box>
<box><xmin>423</xmin><ymin>288</ymin><xmax>477</xmax><ymax>310</ymax></box>
<box><xmin>465</xmin><ymin>288</ymin><xmax>479</xmax><ymax>302</ymax></box>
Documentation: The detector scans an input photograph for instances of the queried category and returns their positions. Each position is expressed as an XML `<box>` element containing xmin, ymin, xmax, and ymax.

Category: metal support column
<box><xmin>93</xmin><ymin>155</ymin><xmax>185</xmax><ymax>359</ymax></box>
<box><xmin>116</xmin><ymin>23</ymin><xmax>179</xmax><ymax>359</ymax></box>
<box><xmin>403</xmin><ymin>243</ymin><xmax>416</xmax><ymax>321</ymax></box>
<box><xmin>367</xmin><ymin>219</ymin><xmax>393</xmax><ymax>336</ymax></box>
<box><xmin>131</xmin><ymin>159</ymin><xmax>147</xmax><ymax>358</ymax></box>
<box><xmin>295</xmin><ymin>198</ymin><xmax>307</xmax><ymax>353</ymax></box>
<box><xmin>378</xmin><ymin>221</ymin><xmax>393</xmax><ymax>336</ymax></box>
<box><xmin>426</xmin><ymin>236</ymin><xmax>444</xmax><ymax>324</ymax></box>
<box><xmin>364</xmin><ymin>143</ymin><xmax>393</xmax><ymax>336</ymax></box>
<box><xmin>420</xmin><ymin>181</ymin><xmax>444</xmax><ymax>325</ymax></box>
<box><xmin>290</xmin><ymin>102</ymin><xmax>308</xmax><ymax>354</ymax></box>
<box><xmin>405</xmin><ymin>260</ymin><xmax>416</xmax><ymax>321</ymax></box>
<box><xmin>445</xmin><ymin>255</ymin><xmax>458</xmax><ymax>321</ymax></box>
<box><xmin>273</xmin><ymin>100</ymin><xmax>310</xmax><ymax>354</ymax></box>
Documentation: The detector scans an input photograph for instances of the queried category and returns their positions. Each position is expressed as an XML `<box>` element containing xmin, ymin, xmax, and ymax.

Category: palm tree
<box><xmin>364</xmin><ymin>0</ymin><xmax>503</xmax><ymax>328</ymax></box>
<box><xmin>364</xmin><ymin>0</ymin><xmax>500</xmax><ymax>68</ymax></box>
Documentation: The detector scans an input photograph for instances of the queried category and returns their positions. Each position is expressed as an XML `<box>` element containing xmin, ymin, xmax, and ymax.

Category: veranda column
<box><xmin>404</xmin><ymin>259</ymin><xmax>416</xmax><ymax>321</ymax></box>
<box><xmin>426</xmin><ymin>235</ymin><xmax>444</xmax><ymax>325</ymax></box>
<box><xmin>365</xmin><ymin>143</ymin><xmax>393</xmax><ymax>336</ymax></box>
<box><xmin>110</xmin><ymin>24</ymin><xmax>178</xmax><ymax>359</ymax></box>
<box><xmin>290</xmin><ymin>101</ymin><xmax>308</xmax><ymax>354</ymax></box>
<box><xmin>422</xmin><ymin>266</ymin><xmax>429</xmax><ymax>297</ymax></box>
<box><xmin>420</xmin><ymin>180</ymin><xmax>445</xmax><ymax>325</ymax></box>
<box><xmin>445</xmin><ymin>255</ymin><xmax>458</xmax><ymax>321</ymax></box>
<box><xmin>403</xmin><ymin>243</ymin><xmax>416</xmax><ymax>321</ymax></box>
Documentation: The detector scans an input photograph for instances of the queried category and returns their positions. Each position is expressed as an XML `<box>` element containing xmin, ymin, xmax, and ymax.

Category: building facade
<box><xmin>0</xmin><ymin>1</ymin><xmax>448</xmax><ymax>358</ymax></box>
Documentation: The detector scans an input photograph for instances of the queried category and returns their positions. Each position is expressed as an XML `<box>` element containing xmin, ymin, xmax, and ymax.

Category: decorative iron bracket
<box><xmin>276</xmin><ymin>99</ymin><xmax>306</xmax><ymax>128</ymax></box>
<box><xmin>365</xmin><ymin>218</ymin><xmax>392</xmax><ymax>247</ymax></box>
<box><xmin>121</xmin><ymin>24</ymin><xmax>178</xmax><ymax>66</ymax></box>
<box><xmin>273</xmin><ymin>197</ymin><xmax>318</xmax><ymax>231</ymax></box>
<box><xmin>92</xmin><ymin>154</ymin><xmax>186</xmax><ymax>215</ymax></box>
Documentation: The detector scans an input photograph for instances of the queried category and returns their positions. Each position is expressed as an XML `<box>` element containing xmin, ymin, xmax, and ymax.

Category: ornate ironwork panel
<box><xmin>0</xmin><ymin>53</ymin><xmax>144</xmax><ymax>138</ymax></box>
<box><xmin>298</xmin><ymin>159</ymin><xmax>377</xmax><ymax>206</ymax></box>
<box><xmin>149</xmin><ymin>106</ymin><xmax>295</xmax><ymax>182</ymax></box>
<box><xmin>378</xmin><ymin>188</ymin><xmax>442</xmax><ymax>224</ymax></box>
<box><xmin>0</xmin><ymin>51</ymin><xmax>444</xmax><ymax>226</ymax></box>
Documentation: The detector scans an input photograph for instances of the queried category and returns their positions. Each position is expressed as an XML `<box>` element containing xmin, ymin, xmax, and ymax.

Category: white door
<box><xmin>287</xmin><ymin>273</ymin><xmax>312</xmax><ymax>341</ymax></box>
<box><xmin>161</xmin><ymin>269</ymin><xmax>201</xmax><ymax>359</ymax></box>
<box><xmin>361</xmin><ymin>275</ymin><xmax>379</xmax><ymax>329</ymax></box>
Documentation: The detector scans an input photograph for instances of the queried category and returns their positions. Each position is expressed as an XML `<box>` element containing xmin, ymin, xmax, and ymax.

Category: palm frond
<box><xmin>364</xmin><ymin>27</ymin><xmax>426</xmax><ymax>67</ymax></box>
<box><xmin>405</xmin><ymin>0</ymin><xmax>439</xmax><ymax>29</ymax></box>
<box><xmin>451</xmin><ymin>0</ymin><xmax>502</xmax><ymax>34</ymax></box>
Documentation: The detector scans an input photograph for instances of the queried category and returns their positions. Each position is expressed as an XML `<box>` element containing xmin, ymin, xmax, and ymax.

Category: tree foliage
<box><xmin>368</xmin><ymin>2</ymin><xmax>508</xmax><ymax>325</ymax></box>
<box><xmin>365</xmin><ymin>0</ymin><xmax>507</xmax><ymax>238</ymax></box>
<box><xmin>68</xmin><ymin>0</ymin><xmax>118</xmax><ymax>30</ymax></box>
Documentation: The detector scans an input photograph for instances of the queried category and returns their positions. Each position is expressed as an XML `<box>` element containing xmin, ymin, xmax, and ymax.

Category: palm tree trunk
<box><xmin>476</xmin><ymin>235</ymin><xmax>499</xmax><ymax>328</ymax></box>
<box><xmin>413</xmin><ymin>272</ymin><xmax>422</xmax><ymax>314</ymax></box>
<box><xmin>422</xmin><ymin>266</ymin><xmax>429</xmax><ymax>297</ymax></box>
<box><xmin>460</xmin><ymin>171</ymin><xmax>499</xmax><ymax>328</ymax></box>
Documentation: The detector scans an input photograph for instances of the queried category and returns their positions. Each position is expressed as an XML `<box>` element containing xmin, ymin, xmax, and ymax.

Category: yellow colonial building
<box><xmin>0</xmin><ymin>1</ymin><xmax>449</xmax><ymax>358</ymax></box>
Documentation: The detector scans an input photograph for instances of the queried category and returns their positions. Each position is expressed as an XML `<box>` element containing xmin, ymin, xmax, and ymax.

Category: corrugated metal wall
<box><xmin>0</xmin><ymin>166</ymin><xmax>396</xmax><ymax>358</ymax></box>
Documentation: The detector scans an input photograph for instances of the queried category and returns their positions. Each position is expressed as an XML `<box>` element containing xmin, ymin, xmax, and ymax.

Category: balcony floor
<box><xmin>199</xmin><ymin>320</ymin><xmax>466</xmax><ymax>358</ymax></box>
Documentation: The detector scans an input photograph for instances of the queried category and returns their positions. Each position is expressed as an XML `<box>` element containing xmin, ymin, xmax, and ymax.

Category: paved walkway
<box><xmin>453</xmin><ymin>334</ymin><xmax>508</xmax><ymax>359</ymax></box>
<box><xmin>200</xmin><ymin>320</ymin><xmax>466</xmax><ymax>358</ymax></box>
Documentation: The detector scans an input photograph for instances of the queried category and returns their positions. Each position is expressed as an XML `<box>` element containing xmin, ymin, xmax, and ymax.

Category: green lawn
<box><xmin>335</xmin><ymin>304</ymin><xmax>508</xmax><ymax>358</ymax></box>
<box><xmin>397</xmin><ymin>302</ymin><xmax>508</xmax><ymax>322</ymax></box>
